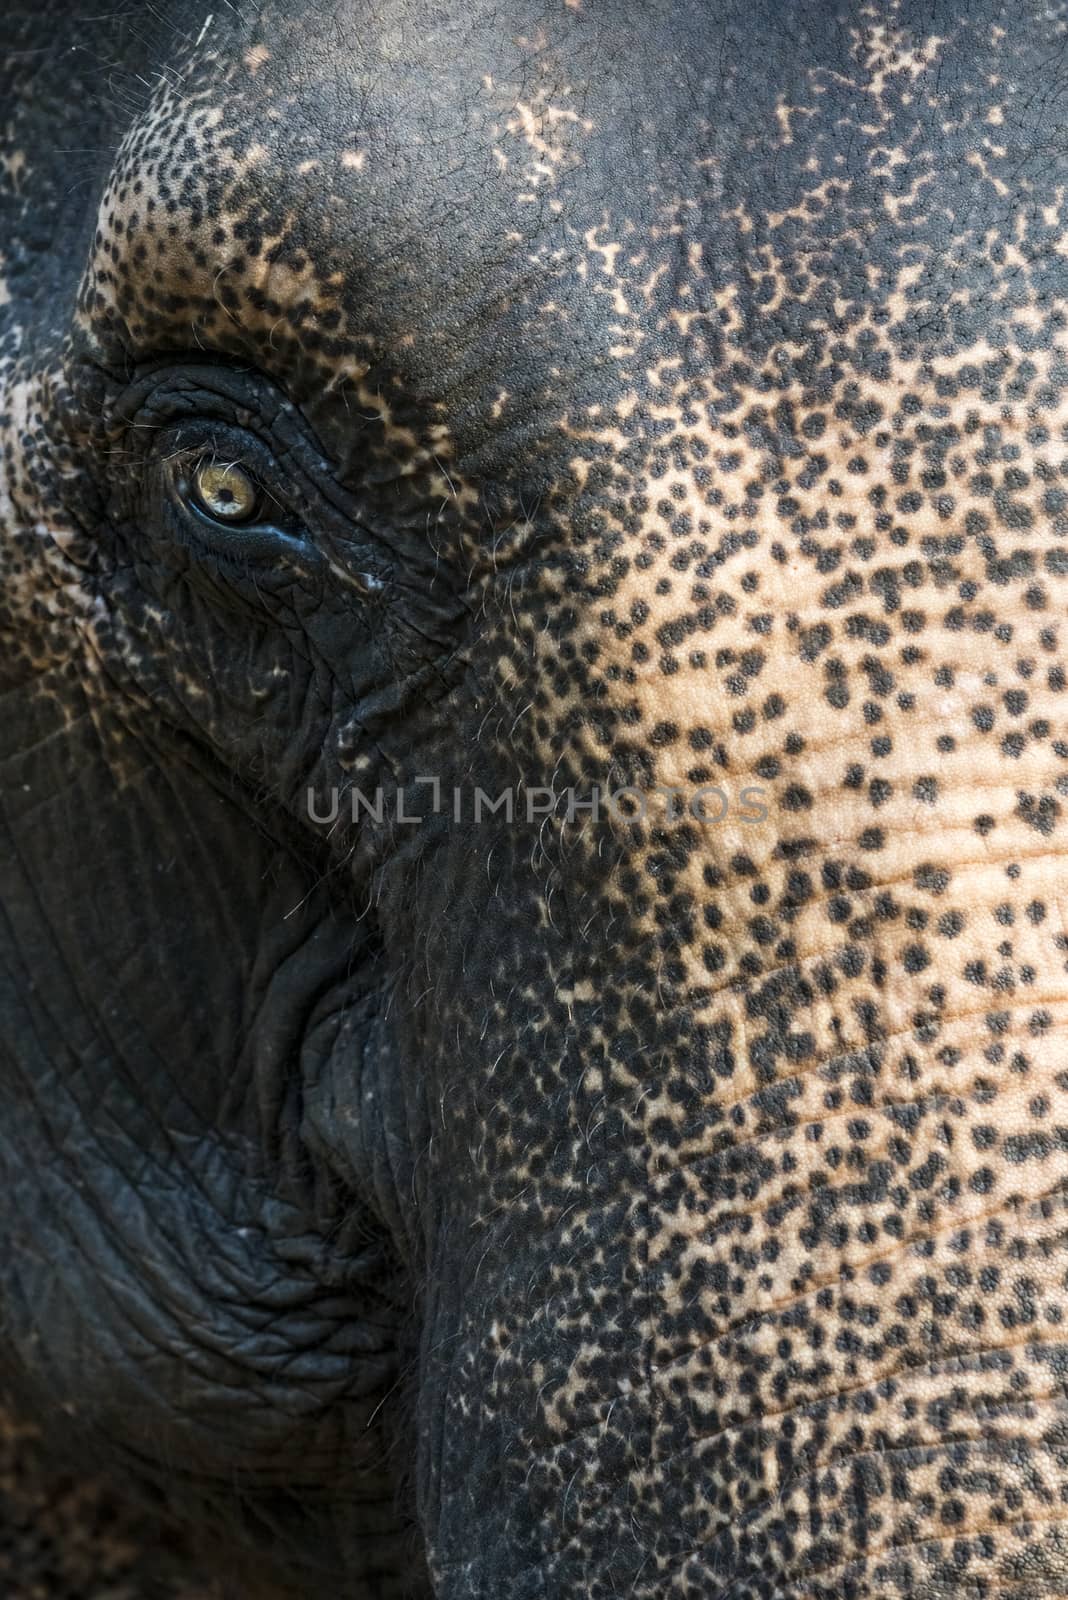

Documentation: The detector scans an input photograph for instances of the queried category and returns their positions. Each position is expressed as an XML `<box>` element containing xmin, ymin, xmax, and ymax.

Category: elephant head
<box><xmin>4</xmin><ymin>1</ymin><xmax>1068</xmax><ymax>1594</ymax></box>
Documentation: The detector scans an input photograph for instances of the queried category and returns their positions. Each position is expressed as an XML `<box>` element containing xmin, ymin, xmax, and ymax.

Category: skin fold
<box><xmin>2</xmin><ymin>0</ymin><xmax>1068</xmax><ymax>1594</ymax></box>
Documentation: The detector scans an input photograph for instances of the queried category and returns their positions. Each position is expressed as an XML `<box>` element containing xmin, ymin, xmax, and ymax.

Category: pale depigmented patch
<box><xmin>243</xmin><ymin>42</ymin><xmax>270</xmax><ymax>75</ymax></box>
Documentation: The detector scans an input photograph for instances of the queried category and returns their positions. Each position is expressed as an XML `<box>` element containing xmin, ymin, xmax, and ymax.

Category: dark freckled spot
<box><xmin>1004</xmin><ymin>1129</ymin><xmax>1068</xmax><ymax>1163</ymax></box>
<box><xmin>903</xmin><ymin>944</ymin><xmax>930</xmax><ymax>974</ymax></box>
<box><xmin>799</xmin><ymin>622</ymin><xmax>832</xmax><ymax>661</ymax></box>
<box><xmin>914</xmin><ymin>865</ymin><xmax>950</xmax><ymax>897</ymax></box>
<box><xmin>1016</xmin><ymin>791</ymin><xmax>1061</xmax><ymax>836</ymax></box>
<box><xmin>781</xmin><ymin>784</ymin><xmax>812</xmax><ymax>812</ymax></box>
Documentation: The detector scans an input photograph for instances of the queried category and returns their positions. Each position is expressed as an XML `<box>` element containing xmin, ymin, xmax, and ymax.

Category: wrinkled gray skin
<box><xmin>4</xmin><ymin>2</ymin><xmax>1068</xmax><ymax>1596</ymax></box>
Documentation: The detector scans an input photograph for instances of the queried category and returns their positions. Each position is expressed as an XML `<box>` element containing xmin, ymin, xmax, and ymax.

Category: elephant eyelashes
<box><xmin>189</xmin><ymin>458</ymin><xmax>261</xmax><ymax>526</ymax></box>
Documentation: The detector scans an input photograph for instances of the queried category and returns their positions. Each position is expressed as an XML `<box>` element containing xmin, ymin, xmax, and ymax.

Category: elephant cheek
<box><xmin>416</xmin><ymin>1152</ymin><xmax>1068</xmax><ymax>1598</ymax></box>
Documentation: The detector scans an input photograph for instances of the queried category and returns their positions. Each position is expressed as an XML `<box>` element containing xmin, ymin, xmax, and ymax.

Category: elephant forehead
<box><xmin>75</xmin><ymin>3</ymin><xmax>650</xmax><ymax>422</ymax></box>
<box><xmin>67</xmin><ymin>0</ymin><xmax>1068</xmax><ymax>867</ymax></box>
<box><xmin>76</xmin><ymin>6</ymin><xmax>1065</xmax><ymax>516</ymax></box>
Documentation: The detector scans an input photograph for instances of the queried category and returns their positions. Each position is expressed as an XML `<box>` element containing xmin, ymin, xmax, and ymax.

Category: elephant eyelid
<box><xmin>134</xmin><ymin>397</ymin><xmax>381</xmax><ymax>595</ymax></box>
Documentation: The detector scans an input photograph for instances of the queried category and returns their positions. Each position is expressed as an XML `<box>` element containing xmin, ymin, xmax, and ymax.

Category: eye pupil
<box><xmin>192</xmin><ymin>459</ymin><xmax>259</xmax><ymax>523</ymax></box>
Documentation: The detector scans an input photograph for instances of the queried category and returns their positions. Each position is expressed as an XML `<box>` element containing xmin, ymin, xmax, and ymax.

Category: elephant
<box><xmin>3</xmin><ymin>0</ymin><xmax>1068</xmax><ymax>1594</ymax></box>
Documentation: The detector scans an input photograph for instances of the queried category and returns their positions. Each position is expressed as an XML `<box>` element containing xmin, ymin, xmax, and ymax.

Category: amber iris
<box><xmin>191</xmin><ymin>459</ymin><xmax>259</xmax><ymax>523</ymax></box>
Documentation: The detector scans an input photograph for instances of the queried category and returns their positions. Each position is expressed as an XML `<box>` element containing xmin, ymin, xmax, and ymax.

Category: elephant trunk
<box><xmin>411</xmin><ymin>862</ymin><xmax>1068</xmax><ymax>1597</ymax></box>
<box><xmin>389</xmin><ymin>579</ymin><xmax>1068</xmax><ymax>1594</ymax></box>
<box><xmin>424</xmin><ymin>1141</ymin><xmax>1068</xmax><ymax>1596</ymax></box>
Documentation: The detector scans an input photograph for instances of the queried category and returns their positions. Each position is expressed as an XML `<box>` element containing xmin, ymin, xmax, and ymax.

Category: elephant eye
<box><xmin>188</xmin><ymin>457</ymin><xmax>261</xmax><ymax>525</ymax></box>
<box><xmin>155</xmin><ymin>417</ymin><xmax>334</xmax><ymax>576</ymax></box>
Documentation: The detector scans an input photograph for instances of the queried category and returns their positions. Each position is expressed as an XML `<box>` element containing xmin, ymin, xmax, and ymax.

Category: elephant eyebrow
<box><xmin>81</xmin><ymin>35</ymin><xmax>550</xmax><ymax>384</ymax></box>
<box><xmin>87</xmin><ymin>197</ymin><xmax>328</xmax><ymax>370</ymax></box>
<box><xmin>80</xmin><ymin>72</ymin><xmax>358</xmax><ymax>375</ymax></box>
